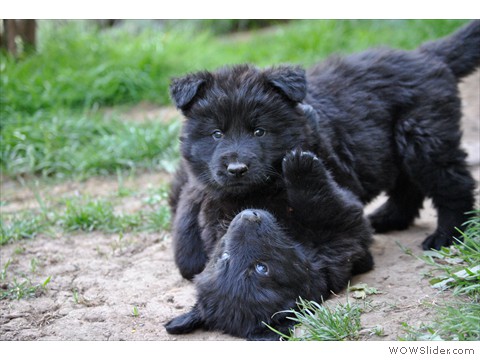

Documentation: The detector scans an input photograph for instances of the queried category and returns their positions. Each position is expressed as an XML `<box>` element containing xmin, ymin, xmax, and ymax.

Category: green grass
<box><xmin>0</xmin><ymin>215</ymin><xmax>43</xmax><ymax>245</ymax></box>
<box><xmin>0</xmin><ymin>276</ymin><xmax>51</xmax><ymax>300</ymax></box>
<box><xmin>61</xmin><ymin>198</ymin><xmax>137</xmax><ymax>232</ymax></box>
<box><xmin>402</xmin><ymin>210</ymin><xmax>480</xmax><ymax>341</ymax></box>
<box><xmin>402</xmin><ymin>302</ymin><xmax>480</xmax><ymax>341</ymax></box>
<box><xmin>423</xmin><ymin>210</ymin><xmax>480</xmax><ymax>299</ymax></box>
<box><xmin>268</xmin><ymin>298</ymin><xmax>362</xmax><ymax>341</ymax></box>
<box><xmin>0</xmin><ymin>258</ymin><xmax>51</xmax><ymax>300</ymax></box>
<box><xmin>1</xmin><ymin>111</ymin><xmax>180</xmax><ymax>178</ymax></box>
<box><xmin>0</xmin><ymin>188</ymin><xmax>172</xmax><ymax>246</ymax></box>
<box><xmin>61</xmin><ymin>197</ymin><xmax>170</xmax><ymax>233</ymax></box>
<box><xmin>2</xmin><ymin>20</ymin><xmax>468</xmax><ymax>117</ymax></box>
<box><xmin>0</xmin><ymin>20</ymin><xmax>469</xmax><ymax>179</ymax></box>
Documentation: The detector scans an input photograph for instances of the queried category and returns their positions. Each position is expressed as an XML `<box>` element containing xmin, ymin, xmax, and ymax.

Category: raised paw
<box><xmin>282</xmin><ymin>149</ymin><xmax>325</xmax><ymax>187</ymax></box>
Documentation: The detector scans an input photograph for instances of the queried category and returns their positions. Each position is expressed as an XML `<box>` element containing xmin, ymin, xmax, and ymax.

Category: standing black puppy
<box><xmin>169</xmin><ymin>21</ymin><xmax>480</xmax><ymax>280</ymax></box>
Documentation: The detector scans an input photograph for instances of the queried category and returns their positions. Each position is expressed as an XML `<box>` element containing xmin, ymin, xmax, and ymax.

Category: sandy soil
<box><xmin>0</xmin><ymin>70</ymin><xmax>478</xmax><ymax>341</ymax></box>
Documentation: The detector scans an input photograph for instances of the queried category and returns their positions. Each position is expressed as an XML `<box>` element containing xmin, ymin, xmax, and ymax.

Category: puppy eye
<box><xmin>220</xmin><ymin>252</ymin><xmax>230</xmax><ymax>261</ymax></box>
<box><xmin>255</xmin><ymin>262</ymin><xmax>269</xmax><ymax>275</ymax></box>
<box><xmin>212</xmin><ymin>130</ymin><xmax>224</xmax><ymax>140</ymax></box>
<box><xmin>253</xmin><ymin>128</ymin><xmax>266</xmax><ymax>137</ymax></box>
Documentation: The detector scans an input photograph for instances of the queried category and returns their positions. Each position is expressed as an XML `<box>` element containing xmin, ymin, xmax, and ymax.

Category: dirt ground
<box><xmin>0</xmin><ymin>70</ymin><xmax>479</xmax><ymax>341</ymax></box>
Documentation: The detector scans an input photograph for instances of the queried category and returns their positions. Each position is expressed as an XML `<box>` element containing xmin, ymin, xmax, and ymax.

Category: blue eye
<box><xmin>212</xmin><ymin>130</ymin><xmax>223</xmax><ymax>139</ymax></box>
<box><xmin>253</xmin><ymin>128</ymin><xmax>266</xmax><ymax>137</ymax></box>
<box><xmin>255</xmin><ymin>262</ymin><xmax>269</xmax><ymax>275</ymax></box>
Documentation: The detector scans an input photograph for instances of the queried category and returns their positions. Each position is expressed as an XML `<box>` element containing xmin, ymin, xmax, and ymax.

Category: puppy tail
<box><xmin>419</xmin><ymin>20</ymin><xmax>480</xmax><ymax>79</ymax></box>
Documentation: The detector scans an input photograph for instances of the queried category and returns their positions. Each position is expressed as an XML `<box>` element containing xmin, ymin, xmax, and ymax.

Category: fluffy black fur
<box><xmin>166</xmin><ymin>150</ymin><xmax>373</xmax><ymax>340</ymax></box>
<box><xmin>165</xmin><ymin>22</ymin><xmax>479</xmax><ymax>339</ymax></box>
<box><xmin>168</xmin><ymin>21</ymin><xmax>479</xmax><ymax>282</ymax></box>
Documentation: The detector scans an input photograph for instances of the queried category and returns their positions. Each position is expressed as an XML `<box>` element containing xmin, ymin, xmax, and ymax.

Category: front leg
<box><xmin>282</xmin><ymin>150</ymin><xmax>363</xmax><ymax>228</ymax></box>
<box><xmin>172</xmin><ymin>186</ymin><xmax>208</xmax><ymax>280</ymax></box>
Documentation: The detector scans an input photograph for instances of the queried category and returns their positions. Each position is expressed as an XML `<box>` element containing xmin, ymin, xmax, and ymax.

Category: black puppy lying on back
<box><xmin>166</xmin><ymin>150</ymin><xmax>374</xmax><ymax>340</ymax></box>
<box><xmin>169</xmin><ymin>21</ymin><xmax>480</xmax><ymax>281</ymax></box>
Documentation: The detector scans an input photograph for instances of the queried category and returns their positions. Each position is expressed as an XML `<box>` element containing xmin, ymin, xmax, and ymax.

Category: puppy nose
<box><xmin>227</xmin><ymin>162</ymin><xmax>248</xmax><ymax>177</ymax></box>
<box><xmin>240</xmin><ymin>210</ymin><xmax>260</xmax><ymax>222</ymax></box>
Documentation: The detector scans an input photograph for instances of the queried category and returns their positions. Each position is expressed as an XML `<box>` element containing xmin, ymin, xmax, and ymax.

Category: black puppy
<box><xmin>169</xmin><ymin>21</ymin><xmax>480</xmax><ymax>281</ymax></box>
<box><xmin>166</xmin><ymin>150</ymin><xmax>374</xmax><ymax>340</ymax></box>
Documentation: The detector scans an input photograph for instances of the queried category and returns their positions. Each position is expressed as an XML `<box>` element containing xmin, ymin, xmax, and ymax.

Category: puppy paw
<box><xmin>368</xmin><ymin>206</ymin><xmax>413</xmax><ymax>233</ymax></box>
<box><xmin>282</xmin><ymin>149</ymin><xmax>324</xmax><ymax>186</ymax></box>
<box><xmin>165</xmin><ymin>308</ymin><xmax>203</xmax><ymax>334</ymax></box>
<box><xmin>421</xmin><ymin>231</ymin><xmax>455</xmax><ymax>250</ymax></box>
<box><xmin>176</xmin><ymin>253</ymin><xmax>208</xmax><ymax>281</ymax></box>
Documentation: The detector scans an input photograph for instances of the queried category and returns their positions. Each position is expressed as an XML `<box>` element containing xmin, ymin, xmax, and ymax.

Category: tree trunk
<box><xmin>1</xmin><ymin>19</ymin><xmax>36</xmax><ymax>56</ymax></box>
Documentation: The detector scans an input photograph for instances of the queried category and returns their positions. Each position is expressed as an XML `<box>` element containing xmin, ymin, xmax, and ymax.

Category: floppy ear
<box><xmin>265</xmin><ymin>66</ymin><xmax>307</xmax><ymax>103</ymax></box>
<box><xmin>170</xmin><ymin>72</ymin><xmax>211</xmax><ymax>110</ymax></box>
<box><xmin>164</xmin><ymin>306</ymin><xmax>204</xmax><ymax>334</ymax></box>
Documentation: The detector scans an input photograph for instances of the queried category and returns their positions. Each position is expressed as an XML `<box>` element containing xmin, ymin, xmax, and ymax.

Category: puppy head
<box><xmin>165</xmin><ymin>209</ymin><xmax>326</xmax><ymax>340</ymax></box>
<box><xmin>170</xmin><ymin>64</ymin><xmax>315</xmax><ymax>194</ymax></box>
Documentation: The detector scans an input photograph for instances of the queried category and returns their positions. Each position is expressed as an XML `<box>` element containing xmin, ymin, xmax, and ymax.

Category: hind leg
<box><xmin>368</xmin><ymin>173</ymin><xmax>425</xmax><ymax>233</ymax></box>
<box><xmin>420</xmin><ymin>163</ymin><xmax>475</xmax><ymax>249</ymax></box>
<box><xmin>396</xmin><ymin>117</ymin><xmax>475</xmax><ymax>250</ymax></box>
